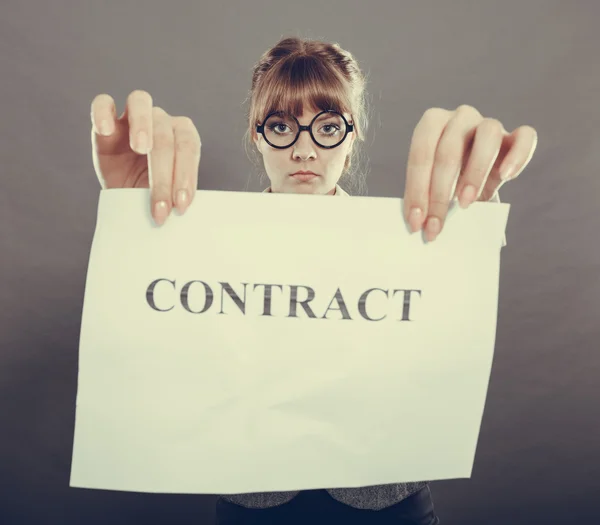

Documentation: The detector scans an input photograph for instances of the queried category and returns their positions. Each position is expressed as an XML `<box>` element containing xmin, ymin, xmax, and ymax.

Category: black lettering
<box><xmin>392</xmin><ymin>289</ymin><xmax>422</xmax><ymax>321</ymax></box>
<box><xmin>253</xmin><ymin>284</ymin><xmax>283</xmax><ymax>316</ymax></box>
<box><xmin>288</xmin><ymin>285</ymin><xmax>317</xmax><ymax>318</ymax></box>
<box><xmin>358</xmin><ymin>288</ymin><xmax>389</xmax><ymax>321</ymax></box>
<box><xmin>181</xmin><ymin>280</ymin><xmax>213</xmax><ymax>314</ymax></box>
<box><xmin>146</xmin><ymin>278</ymin><xmax>175</xmax><ymax>312</ymax></box>
<box><xmin>321</xmin><ymin>287</ymin><xmax>352</xmax><ymax>320</ymax></box>
<box><xmin>218</xmin><ymin>282</ymin><xmax>248</xmax><ymax>314</ymax></box>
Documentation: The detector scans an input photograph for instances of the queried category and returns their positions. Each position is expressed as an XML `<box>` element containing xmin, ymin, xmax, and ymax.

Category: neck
<box><xmin>268</xmin><ymin>185</ymin><xmax>338</xmax><ymax>195</ymax></box>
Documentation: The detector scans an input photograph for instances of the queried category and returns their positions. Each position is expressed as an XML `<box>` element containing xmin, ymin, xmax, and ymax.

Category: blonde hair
<box><xmin>243</xmin><ymin>36</ymin><xmax>370</xmax><ymax>194</ymax></box>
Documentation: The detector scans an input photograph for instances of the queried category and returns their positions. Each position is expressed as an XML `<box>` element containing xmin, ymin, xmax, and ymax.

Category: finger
<box><xmin>404</xmin><ymin>108</ymin><xmax>452</xmax><ymax>233</ymax></box>
<box><xmin>453</xmin><ymin>118</ymin><xmax>504</xmax><ymax>209</ymax></box>
<box><xmin>481</xmin><ymin>125</ymin><xmax>539</xmax><ymax>199</ymax></box>
<box><xmin>91</xmin><ymin>93</ymin><xmax>117</xmax><ymax>137</ymax></box>
<box><xmin>124</xmin><ymin>90</ymin><xmax>154</xmax><ymax>155</ymax></box>
<box><xmin>91</xmin><ymin>94</ymin><xmax>122</xmax><ymax>160</ymax></box>
<box><xmin>171</xmin><ymin>116</ymin><xmax>202</xmax><ymax>214</ymax></box>
<box><xmin>148</xmin><ymin>107</ymin><xmax>175</xmax><ymax>226</ymax></box>
<box><xmin>426</xmin><ymin>106</ymin><xmax>483</xmax><ymax>241</ymax></box>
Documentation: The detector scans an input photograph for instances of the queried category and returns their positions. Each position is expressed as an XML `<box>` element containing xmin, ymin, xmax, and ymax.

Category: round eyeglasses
<box><xmin>256</xmin><ymin>110</ymin><xmax>354</xmax><ymax>149</ymax></box>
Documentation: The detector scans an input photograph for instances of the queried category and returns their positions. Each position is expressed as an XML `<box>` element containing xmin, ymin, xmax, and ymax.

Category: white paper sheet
<box><xmin>69</xmin><ymin>188</ymin><xmax>509</xmax><ymax>494</ymax></box>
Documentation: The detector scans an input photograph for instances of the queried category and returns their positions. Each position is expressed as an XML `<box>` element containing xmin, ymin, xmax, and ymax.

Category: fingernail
<box><xmin>175</xmin><ymin>189</ymin><xmax>189</xmax><ymax>212</ymax></box>
<box><xmin>137</xmin><ymin>131</ymin><xmax>149</xmax><ymax>154</ymax></box>
<box><xmin>154</xmin><ymin>201</ymin><xmax>169</xmax><ymax>226</ymax></box>
<box><xmin>459</xmin><ymin>184</ymin><xmax>477</xmax><ymax>208</ymax></box>
<box><xmin>408</xmin><ymin>207</ymin><xmax>423</xmax><ymax>232</ymax></box>
<box><xmin>426</xmin><ymin>216</ymin><xmax>441</xmax><ymax>242</ymax></box>
<box><xmin>501</xmin><ymin>164</ymin><xmax>515</xmax><ymax>181</ymax></box>
<box><xmin>99</xmin><ymin>119</ymin><xmax>112</xmax><ymax>136</ymax></box>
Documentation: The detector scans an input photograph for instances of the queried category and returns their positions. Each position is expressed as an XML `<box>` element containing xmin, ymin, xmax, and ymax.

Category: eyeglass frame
<box><xmin>256</xmin><ymin>109</ymin><xmax>354</xmax><ymax>150</ymax></box>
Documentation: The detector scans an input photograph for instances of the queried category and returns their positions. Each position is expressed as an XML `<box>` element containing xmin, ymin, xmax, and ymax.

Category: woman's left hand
<box><xmin>403</xmin><ymin>104</ymin><xmax>538</xmax><ymax>242</ymax></box>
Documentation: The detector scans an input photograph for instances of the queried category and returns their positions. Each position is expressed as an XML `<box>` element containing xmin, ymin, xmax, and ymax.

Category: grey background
<box><xmin>1</xmin><ymin>1</ymin><xmax>599</xmax><ymax>524</ymax></box>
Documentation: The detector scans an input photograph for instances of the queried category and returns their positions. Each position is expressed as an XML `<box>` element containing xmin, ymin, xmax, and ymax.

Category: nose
<box><xmin>292</xmin><ymin>130</ymin><xmax>317</xmax><ymax>161</ymax></box>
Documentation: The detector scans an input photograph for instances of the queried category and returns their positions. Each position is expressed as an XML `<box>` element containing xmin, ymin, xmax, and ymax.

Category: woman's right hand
<box><xmin>90</xmin><ymin>90</ymin><xmax>201</xmax><ymax>226</ymax></box>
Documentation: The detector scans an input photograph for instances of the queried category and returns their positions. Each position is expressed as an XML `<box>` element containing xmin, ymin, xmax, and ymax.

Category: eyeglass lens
<box><xmin>263</xmin><ymin>111</ymin><xmax>347</xmax><ymax>148</ymax></box>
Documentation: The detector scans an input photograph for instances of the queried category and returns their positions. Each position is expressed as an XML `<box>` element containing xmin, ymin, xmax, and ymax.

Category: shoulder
<box><xmin>335</xmin><ymin>184</ymin><xmax>350</xmax><ymax>196</ymax></box>
<box><xmin>261</xmin><ymin>185</ymin><xmax>350</xmax><ymax>196</ymax></box>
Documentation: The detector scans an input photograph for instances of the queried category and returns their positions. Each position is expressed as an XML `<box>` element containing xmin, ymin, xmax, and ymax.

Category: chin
<box><xmin>291</xmin><ymin>184</ymin><xmax>321</xmax><ymax>194</ymax></box>
<box><xmin>271</xmin><ymin>175</ymin><xmax>334</xmax><ymax>195</ymax></box>
<box><xmin>291</xmin><ymin>175</ymin><xmax>330</xmax><ymax>191</ymax></box>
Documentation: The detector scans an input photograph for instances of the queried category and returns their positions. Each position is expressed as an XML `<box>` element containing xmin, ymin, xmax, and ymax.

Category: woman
<box><xmin>90</xmin><ymin>36</ymin><xmax>537</xmax><ymax>525</ymax></box>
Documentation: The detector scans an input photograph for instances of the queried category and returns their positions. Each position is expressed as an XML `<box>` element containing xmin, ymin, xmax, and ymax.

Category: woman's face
<box><xmin>253</xmin><ymin>107</ymin><xmax>355</xmax><ymax>195</ymax></box>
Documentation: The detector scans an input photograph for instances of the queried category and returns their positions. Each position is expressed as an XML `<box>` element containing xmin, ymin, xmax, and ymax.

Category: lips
<box><xmin>290</xmin><ymin>171</ymin><xmax>319</xmax><ymax>182</ymax></box>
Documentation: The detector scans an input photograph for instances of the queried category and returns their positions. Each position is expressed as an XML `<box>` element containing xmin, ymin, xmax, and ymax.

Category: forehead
<box><xmin>259</xmin><ymin>86</ymin><xmax>350</xmax><ymax>122</ymax></box>
<box><xmin>287</xmin><ymin>107</ymin><xmax>331</xmax><ymax>119</ymax></box>
<box><xmin>270</xmin><ymin>107</ymin><xmax>347</xmax><ymax>123</ymax></box>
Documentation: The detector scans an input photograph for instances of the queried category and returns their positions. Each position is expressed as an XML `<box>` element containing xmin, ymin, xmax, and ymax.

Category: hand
<box><xmin>90</xmin><ymin>90</ymin><xmax>202</xmax><ymax>226</ymax></box>
<box><xmin>403</xmin><ymin>104</ymin><xmax>538</xmax><ymax>242</ymax></box>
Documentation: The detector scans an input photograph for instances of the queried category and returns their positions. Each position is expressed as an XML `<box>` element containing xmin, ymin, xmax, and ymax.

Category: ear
<box><xmin>252</xmin><ymin>131</ymin><xmax>262</xmax><ymax>153</ymax></box>
<box><xmin>252</xmin><ymin>127</ymin><xmax>261</xmax><ymax>143</ymax></box>
<box><xmin>347</xmin><ymin>130</ymin><xmax>356</xmax><ymax>152</ymax></box>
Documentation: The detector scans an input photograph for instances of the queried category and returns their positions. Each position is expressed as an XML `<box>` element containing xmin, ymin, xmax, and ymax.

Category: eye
<box><xmin>268</xmin><ymin>122</ymin><xmax>292</xmax><ymax>134</ymax></box>
<box><xmin>320</xmin><ymin>124</ymin><xmax>341</xmax><ymax>135</ymax></box>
